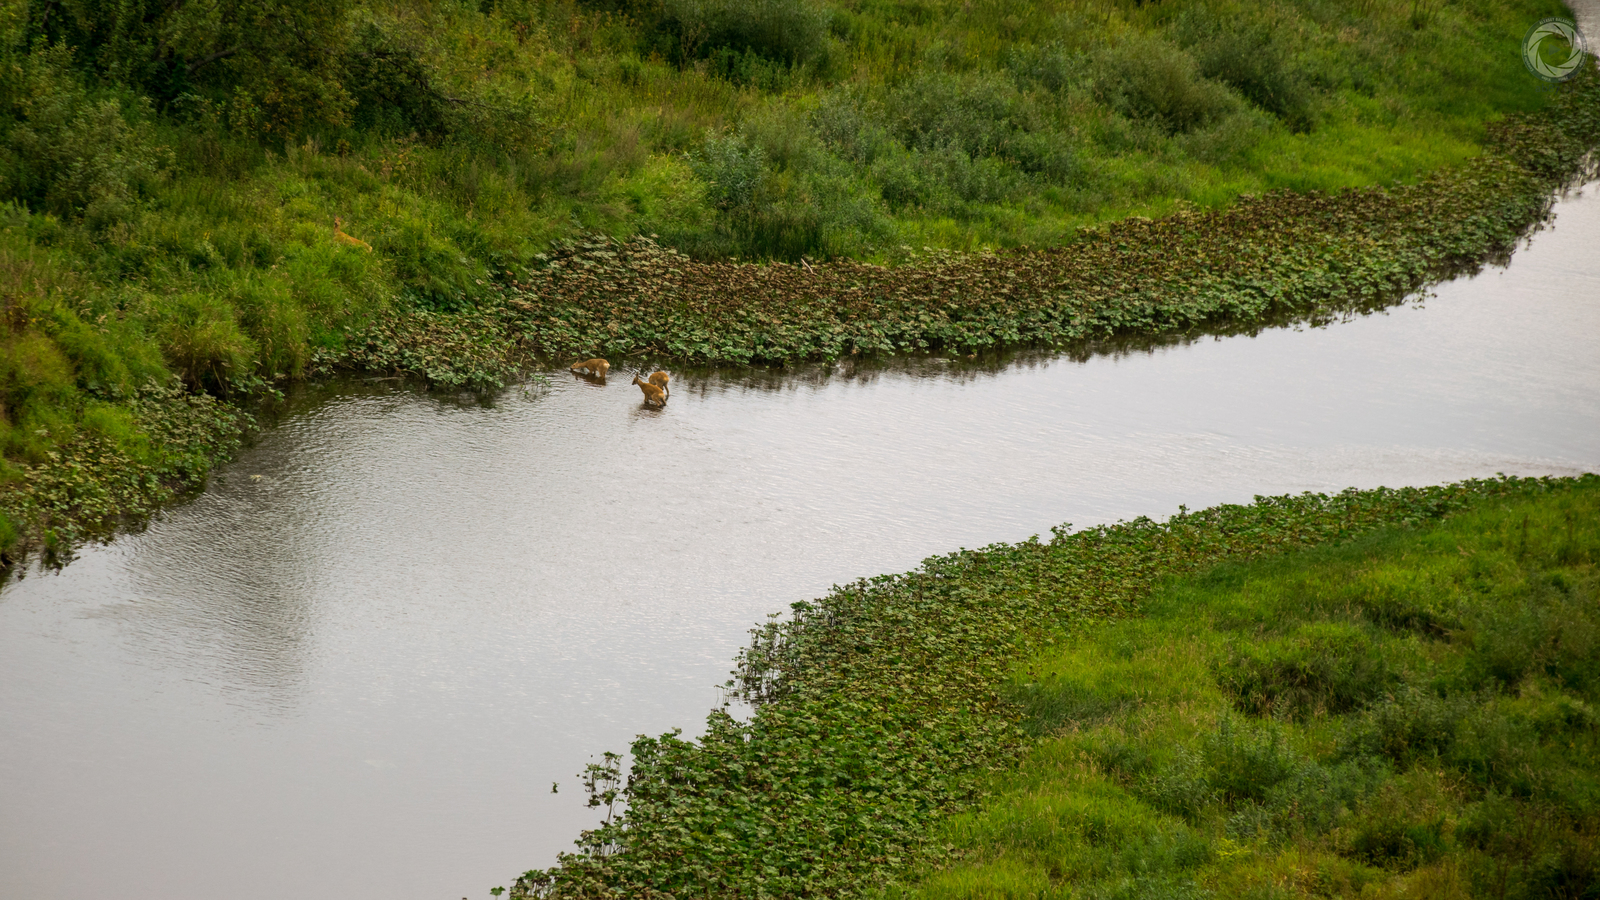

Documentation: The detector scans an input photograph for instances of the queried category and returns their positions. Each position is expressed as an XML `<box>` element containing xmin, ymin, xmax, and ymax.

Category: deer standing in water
<box><xmin>570</xmin><ymin>358</ymin><xmax>609</xmax><ymax>378</ymax></box>
<box><xmin>632</xmin><ymin>375</ymin><xmax>667</xmax><ymax>406</ymax></box>
<box><xmin>647</xmin><ymin>370</ymin><xmax>670</xmax><ymax>398</ymax></box>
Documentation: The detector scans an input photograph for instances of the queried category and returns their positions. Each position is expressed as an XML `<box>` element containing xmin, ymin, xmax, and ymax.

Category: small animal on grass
<box><xmin>647</xmin><ymin>370</ymin><xmax>670</xmax><ymax>397</ymax></box>
<box><xmin>570</xmin><ymin>358</ymin><xmax>609</xmax><ymax>377</ymax></box>
<box><xmin>632</xmin><ymin>375</ymin><xmax>667</xmax><ymax>406</ymax></box>
<box><xmin>332</xmin><ymin>217</ymin><xmax>372</xmax><ymax>252</ymax></box>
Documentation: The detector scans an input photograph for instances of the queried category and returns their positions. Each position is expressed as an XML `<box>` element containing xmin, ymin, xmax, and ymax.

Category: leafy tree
<box><xmin>24</xmin><ymin>0</ymin><xmax>354</xmax><ymax>135</ymax></box>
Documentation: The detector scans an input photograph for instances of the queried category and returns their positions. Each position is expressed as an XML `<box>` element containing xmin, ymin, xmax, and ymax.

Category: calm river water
<box><xmin>2</xmin><ymin>184</ymin><xmax>1598</xmax><ymax>900</ymax></box>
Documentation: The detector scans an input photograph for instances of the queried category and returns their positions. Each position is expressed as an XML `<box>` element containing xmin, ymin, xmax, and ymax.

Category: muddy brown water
<box><xmin>2</xmin><ymin>183</ymin><xmax>1598</xmax><ymax>900</ymax></box>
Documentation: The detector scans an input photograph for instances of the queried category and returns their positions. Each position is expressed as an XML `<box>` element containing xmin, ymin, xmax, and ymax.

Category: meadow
<box><xmin>898</xmin><ymin>481</ymin><xmax>1599</xmax><ymax>900</ymax></box>
<box><xmin>2</xmin><ymin>0</ymin><xmax>1594</xmax><ymax>561</ymax></box>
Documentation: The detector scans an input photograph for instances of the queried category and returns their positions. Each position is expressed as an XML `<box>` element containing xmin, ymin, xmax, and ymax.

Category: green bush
<box><xmin>691</xmin><ymin>130</ymin><xmax>768</xmax><ymax>210</ymax></box>
<box><xmin>0</xmin><ymin>508</ymin><xmax>17</xmax><ymax>559</ymax></box>
<box><xmin>658</xmin><ymin>0</ymin><xmax>831</xmax><ymax>69</ymax></box>
<box><xmin>1341</xmin><ymin>779</ymin><xmax>1451</xmax><ymax>870</ymax></box>
<box><xmin>886</xmin><ymin>71</ymin><xmax>1033</xmax><ymax>159</ymax></box>
<box><xmin>1092</xmin><ymin>35</ymin><xmax>1239</xmax><ymax>135</ymax></box>
<box><xmin>343</xmin><ymin>22</ymin><xmax>453</xmax><ymax>140</ymax></box>
<box><xmin>0</xmin><ymin>331</ymin><xmax>75</xmax><ymax>428</ymax></box>
<box><xmin>1005</xmin><ymin>41</ymin><xmax>1088</xmax><ymax>96</ymax></box>
<box><xmin>26</xmin><ymin>0</ymin><xmax>355</xmax><ymax>138</ymax></box>
<box><xmin>158</xmin><ymin>292</ymin><xmax>257</xmax><ymax>393</ymax></box>
<box><xmin>0</xmin><ymin>45</ymin><xmax>169</xmax><ymax>226</ymax></box>
<box><xmin>376</xmin><ymin>220</ymin><xmax>484</xmax><ymax>312</ymax></box>
<box><xmin>1177</xmin><ymin>11</ymin><xmax>1313</xmax><ymax>131</ymax></box>
<box><xmin>229</xmin><ymin>276</ymin><xmax>310</xmax><ymax>379</ymax></box>
<box><xmin>1215</xmin><ymin>622</ymin><xmax>1394</xmax><ymax>719</ymax></box>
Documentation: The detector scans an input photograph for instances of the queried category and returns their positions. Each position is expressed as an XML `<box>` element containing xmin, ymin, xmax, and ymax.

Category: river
<box><xmin>1</xmin><ymin>182</ymin><xmax>1598</xmax><ymax>899</ymax></box>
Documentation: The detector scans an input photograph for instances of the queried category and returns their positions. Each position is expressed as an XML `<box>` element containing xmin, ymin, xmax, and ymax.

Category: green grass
<box><xmin>887</xmin><ymin>484</ymin><xmax>1600</xmax><ymax>899</ymax></box>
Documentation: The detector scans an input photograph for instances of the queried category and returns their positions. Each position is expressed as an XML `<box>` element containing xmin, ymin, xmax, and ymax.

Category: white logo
<box><xmin>1523</xmin><ymin>18</ymin><xmax>1589</xmax><ymax>83</ymax></box>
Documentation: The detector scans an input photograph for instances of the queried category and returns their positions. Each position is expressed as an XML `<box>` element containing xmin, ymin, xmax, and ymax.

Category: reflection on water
<box><xmin>2</xmin><ymin>184</ymin><xmax>1599</xmax><ymax>900</ymax></box>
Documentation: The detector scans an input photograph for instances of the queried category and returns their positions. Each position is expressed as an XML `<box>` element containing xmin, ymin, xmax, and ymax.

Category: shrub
<box><xmin>0</xmin><ymin>509</ymin><xmax>17</xmax><ymax>559</ymax></box>
<box><xmin>26</xmin><ymin>0</ymin><xmax>355</xmax><ymax>138</ymax></box>
<box><xmin>691</xmin><ymin>131</ymin><xmax>767</xmax><ymax>210</ymax></box>
<box><xmin>659</xmin><ymin>0</ymin><xmax>830</xmax><ymax>69</ymax></box>
<box><xmin>0</xmin><ymin>45</ymin><xmax>169</xmax><ymax>226</ymax></box>
<box><xmin>158</xmin><ymin>293</ymin><xmax>257</xmax><ymax>393</ymax></box>
<box><xmin>1344</xmin><ymin>683</ymin><xmax>1473</xmax><ymax>765</ymax></box>
<box><xmin>229</xmin><ymin>277</ymin><xmax>310</xmax><ymax>379</ymax></box>
<box><xmin>1091</xmin><ymin>35</ymin><xmax>1238</xmax><ymax>134</ymax></box>
<box><xmin>376</xmin><ymin>220</ymin><xmax>484</xmax><ymax>312</ymax></box>
<box><xmin>1177</xmin><ymin>11</ymin><xmax>1313</xmax><ymax>131</ymax></box>
<box><xmin>1130</xmin><ymin>716</ymin><xmax>1385</xmax><ymax>842</ymax></box>
<box><xmin>885</xmin><ymin>71</ymin><xmax>1033</xmax><ymax>159</ymax></box>
<box><xmin>1216</xmin><ymin>622</ymin><xmax>1394</xmax><ymax>719</ymax></box>
<box><xmin>1005</xmin><ymin>41</ymin><xmax>1088</xmax><ymax>96</ymax></box>
<box><xmin>343</xmin><ymin>22</ymin><xmax>452</xmax><ymax>140</ymax></box>
<box><xmin>1</xmin><ymin>329</ymin><xmax>74</xmax><ymax>410</ymax></box>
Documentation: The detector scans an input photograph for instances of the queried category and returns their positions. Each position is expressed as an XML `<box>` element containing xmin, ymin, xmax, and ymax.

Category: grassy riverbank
<box><xmin>1</xmin><ymin>0</ymin><xmax>1596</xmax><ymax>562</ymax></box>
<box><xmin>501</xmin><ymin>475</ymin><xmax>1598</xmax><ymax>899</ymax></box>
<box><xmin>897</xmin><ymin>482</ymin><xmax>1600</xmax><ymax>900</ymax></box>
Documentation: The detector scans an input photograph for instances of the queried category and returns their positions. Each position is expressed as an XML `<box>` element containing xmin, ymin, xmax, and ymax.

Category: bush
<box><xmin>0</xmin><ymin>509</ymin><xmax>16</xmax><ymax>559</ymax></box>
<box><xmin>0</xmin><ymin>45</ymin><xmax>169</xmax><ymax>226</ymax></box>
<box><xmin>343</xmin><ymin>22</ymin><xmax>452</xmax><ymax>140</ymax></box>
<box><xmin>660</xmin><ymin>0</ymin><xmax>830</xmax><ymax>69</ymax></box>
<box><xmin>158</xmin><ymin>293</ymin><xmax>257</xmax><ymax>393</ymax></box>
<box><xmin>1216</xmin><ymin>622</ymin><xmax>1395</xmax><ymax>719</ymax></box>
<box><xmin>376</xmin><ymin>220</ymin><xmax>484</xmax><ymax>312</ymax></box>
<box><xmin>1092</xmin><ymin>35</ymin><xmax>1238</xmax><ymax>134</ymax></box>
<box><xmin>229</xmin><ymin>276</ymin><xmax>310</xmax><ymax>379</ymax></box>
<box><xmin>1005</xmin><ymin>41</ymin><xmax>1088</xmax><ymax>96</ymax></box>
<box><xmin>1176</xmin><ymin>11</ymin><xmax>1313</xmax><ymax>131</ymax></box>
<box><xmin>1345</xmin><ymin>684</ymin><xmax>1473</xmax><ymax>764</ymax></box>
<box><xmin>26</xmin><ymin>0</ymin><xmax>354</xmax><ymax>138</ymax></box>
<box><xmin>885</xmin><ymin>71</ymin><xmax>1033</xmax><ymax>159</ymax></box>
<box><xmin>691</xmin><ymin>131</ymin><xmax>768</xmax><ymax>210</ymax></box>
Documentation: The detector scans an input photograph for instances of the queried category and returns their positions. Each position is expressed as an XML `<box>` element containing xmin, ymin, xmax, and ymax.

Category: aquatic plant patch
<box><xmin>0</xmin><ymin>380</ymin><xmax>247</xmax><ymax>571</ymax></box>
<box><xmin>502</xmin><ymin>475</ymin><xmax>1595</xmax><ymax>899</ymax></box>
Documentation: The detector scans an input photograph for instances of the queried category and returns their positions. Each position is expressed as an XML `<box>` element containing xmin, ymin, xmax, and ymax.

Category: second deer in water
<box><xmin>647</xmin><ymin>370</ymin><xmax>670</xmax><ymax>397</ymax></box>
<box><xmin>570</xmin><ymin>358</ymin><xmax>609</xmax><ymax>378</ymax></box>
<box><xmin>632</xmin><ymin>375</ymin><xmax>667</xmax><ymax>406</ymax></box>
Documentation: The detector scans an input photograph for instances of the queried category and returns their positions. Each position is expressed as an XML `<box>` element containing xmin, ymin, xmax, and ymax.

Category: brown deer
<box><xmin>333</xmin><ymin>217</ymin><xmax>372</xmax><ymax>252</ymax></box>
<box><xmin>647</xmin><ymin>370</ymin><xmax>670</xmax><ymax>397</ymax></box>
<box><xmin>570</xmin><ymin>358</ymin><xmax>609</xmax><ymax>378</ymax></box>
<box><xmin>632</xmin><ymin>375</ymin><xmax>667</xmax><ymax>406</ymax></box>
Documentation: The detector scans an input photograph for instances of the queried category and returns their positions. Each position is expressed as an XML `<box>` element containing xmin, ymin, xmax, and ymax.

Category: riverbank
<box><xmin>5</xmin><ymin>66</ymin><xmax>1598</xmax><ymax>569</ymax></box>
<box><xmin>331</xmin><ymin>69</ymin><xmax>1600</xmax><ymax>381</ymax></box>
<box><xmin>891</xmin><ymin>479</ymin><xmax>1600</xmax><ymax>900</ymax></box>
<box><xmin>4</xmin><ymin>1</ymin><xmax>1598</xmax><ymax>568</ymax></box>
<box><xmin>501</xmin><ymin>474</ymin><xmax>1598</xmax><ymax>899</ymax></box>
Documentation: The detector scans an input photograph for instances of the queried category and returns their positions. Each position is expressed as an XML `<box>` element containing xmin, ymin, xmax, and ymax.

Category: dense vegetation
<box><xmin>500</xmin><ymin>475</ymin><xmax>1599</xmax><ymax>899</ymax></box>
<box><xmin>903</xmin><ymin>483</ymin><xmax>1600</xmax><ymax>899</ymax></box>
<box><xmin>0</xmin><ymin>0</ymin><xmax>1591</xmax><ymax>562</ymax></box>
